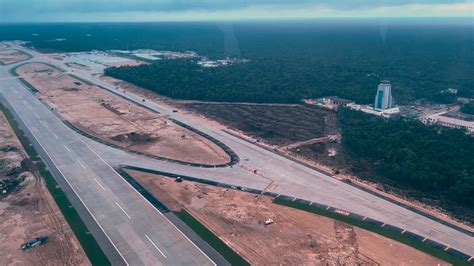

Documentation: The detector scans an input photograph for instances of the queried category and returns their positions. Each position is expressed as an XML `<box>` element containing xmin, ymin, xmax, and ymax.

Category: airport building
<box><xmin>374</xmin><ymin>80</ymin><xmax>393</xmax><ymax>111</ymax></box>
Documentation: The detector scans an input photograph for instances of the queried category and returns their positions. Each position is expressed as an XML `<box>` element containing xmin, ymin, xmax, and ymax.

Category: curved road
<box><xmin>1</xmin><ymin>43</ymin><xmax>473</xmax><ymax>263</ymax></box>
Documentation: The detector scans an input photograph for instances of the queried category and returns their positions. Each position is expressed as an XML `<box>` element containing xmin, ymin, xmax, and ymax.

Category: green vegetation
<box><xmin>274</xmin><ymin>197</ymin><xmax>469</xmax><ymax>266</ymax></box>
<box><xmin>460</xmin><ymin>102</ymin><xmax>474</xmax><ymax>115</ymax></box>
<box><xmin>338</xmin><ymin>108</ymin><xmax>474</xmax><ymax>217</ymax></box>
<box><xmin>1</xmin><ymin>22</ymin><xmax>472</xmax><ymax>104</ymax></box>
<box><xmin>175</xmin><ymin>209</ymin><xmax>249</xmax><ymax>266</ymax></box>
<box><xmin>0</xmin><ymin>103</ymin><xmax>110</xmax><ymax>266</ymax></box>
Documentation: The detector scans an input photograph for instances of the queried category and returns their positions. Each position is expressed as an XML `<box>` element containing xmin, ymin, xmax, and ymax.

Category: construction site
<box><xmin>126</xmin><ymin>169</ymin><xmax>447</xmax><ymax>265</ymax></box>
<box><xmin>0</xmin><ymin>49</ymin><xmax>30</xmax><ymax>65</ymax></box>
<box><xmin>0</xmin><ymin>109</ymin><xmax>88</xmax><ymax>265</ymax></box>
<box><xmin>14</xmin><ymin>63</ymin><xmax>230</xmax><ymax>165</ymax></box>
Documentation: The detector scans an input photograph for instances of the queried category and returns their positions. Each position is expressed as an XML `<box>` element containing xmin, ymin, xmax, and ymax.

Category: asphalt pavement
<box><xmin>1</xmin><ymin>43</ymin><xmax>473</xmax><ymax>261</ymax></box>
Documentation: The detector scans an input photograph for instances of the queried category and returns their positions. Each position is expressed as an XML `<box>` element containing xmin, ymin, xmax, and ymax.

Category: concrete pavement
<box><xmin>1</xmin><ymin>43</ymin><xmax>473</xmax><ymax>261</ymax></box>
<box><xmin>0</xmin><ymin>59</ymin><xmax>219</xmax><ymax>265</ymax></box>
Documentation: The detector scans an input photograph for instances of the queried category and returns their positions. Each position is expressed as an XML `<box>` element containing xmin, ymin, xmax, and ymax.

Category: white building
<box><xmin>374</xmin><ymin>80</ymin><xmax>393</xmax><ymax>111</ymax></box>
<box><xmin>420</xmin><ymin>114</ymin><xmax>474</xmax><ymax>133</ymax></box>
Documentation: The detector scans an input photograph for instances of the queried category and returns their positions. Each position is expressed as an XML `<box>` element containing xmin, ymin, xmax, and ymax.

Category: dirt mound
<box><xmin>0</xmin><ymin>152</ymin><xmax>23</xmax><ymax>175</ymax></box>
<box><xmin>111</xmin><ymin>131</ymin><xmax>159</xmax><ymax>145</ymax></box>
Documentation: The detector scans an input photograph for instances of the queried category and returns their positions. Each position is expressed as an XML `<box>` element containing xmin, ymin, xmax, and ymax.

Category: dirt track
<box><xmin>0</xmin><ymin>112</ymin><xmax>89</xmax><ymax>265</ymax></box>
<box><xmin>0</xmin><ymin>49</ymin><xmax>30</xmax><ymax>65</ymax></box>
<box><xmin>16</xmin><ymin>63</ymin><xmax>229</xmax><ymax>165</ymax></box>
<box><xmin>128</xmin><ymin>169</ymin><xmax>447</xmax><ymax>265</ymax></box>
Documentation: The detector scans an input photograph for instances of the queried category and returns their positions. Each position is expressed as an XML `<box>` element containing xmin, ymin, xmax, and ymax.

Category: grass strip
<box><xmin>1</xmin><ymin>103</ymin><xmax>110</xmax><ymax>266</ymax></box>
<box><xmin>175</xmin><ymin>209</ymin><xmax>249</xmax><ymax>266</ymax></box>
<box><xmin>273</xmin><ymin>197</ymin><xmax>470</xmax><ymax>266</ymax></box>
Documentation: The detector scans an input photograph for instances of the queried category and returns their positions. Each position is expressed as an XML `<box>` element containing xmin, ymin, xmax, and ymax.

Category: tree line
<box><xmin>338</xmin><ymin>108</ymin><xmax>474</xmax><ymax>213</ymax></box>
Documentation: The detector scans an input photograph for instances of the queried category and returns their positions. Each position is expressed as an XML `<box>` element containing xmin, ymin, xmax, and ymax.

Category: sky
<box><xmin>0</xmin><ymin>0</ymin><xmax>473</xmax><ymax>22</ymax></box>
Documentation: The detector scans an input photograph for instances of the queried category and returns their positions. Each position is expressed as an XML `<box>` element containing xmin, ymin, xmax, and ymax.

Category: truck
<box><xmin>21</xmin><ymin>236</ymin><xmax>49</xmax><ymax>251</ymax></box>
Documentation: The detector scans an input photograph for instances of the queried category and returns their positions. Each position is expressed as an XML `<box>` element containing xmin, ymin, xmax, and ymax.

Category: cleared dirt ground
<box><xmin>127</xmin><ymin>169</ymin><xmax>447</xmax><ymax>265</ymax></box>
<box><xmin>16</xmin><ymin>63</ymin><xmax>229</xmax><ymax>165</ymax></box>
<box><xmin>0</xmin><ymin>112</ymin><xmax>89</xmax><ymax>265</ymax></box>
<box><xmin>180</xmin><ymin>103</ymin><xmax>337</xmax><ymax>146</ymax></box>
<box><xmin>0</xmin><ymin>49</ymin><xmax>30</xmax><ymax>65</ymax></box>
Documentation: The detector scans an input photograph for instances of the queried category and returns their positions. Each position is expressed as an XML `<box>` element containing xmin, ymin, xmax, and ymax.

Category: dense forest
<box><xmin>1</xmin><ymin>21</ymin><xmax>473</xmax><ymax>103</ymax></box>
<box><xmin>338</xmin><ymin>108</ymin><xmax>474</xmax><ymax>211</ymax></box>
<box><xmin>460</xmin><ymin>102</ymin><xmax>474</xmax><ymax>115</ymax></box>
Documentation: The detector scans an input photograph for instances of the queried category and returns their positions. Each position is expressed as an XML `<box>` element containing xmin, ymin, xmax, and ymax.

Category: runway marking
<box><xmin>34</xmin><ymin>113</ymin><xmax>40</xmax><ymax>119</ymax></box>
<box><xmin>326</xmin><ymin>206</ymin><xmax>331</xmax><ymax>210</ymax></box>
<box><xmin>381</xmin><ymin>223</ymin><xmax>386</xmax><ymax>228</ymax></box>
<box><xmin>52</xmin><ymin>132</ymin><xmax>59</xmax><ymax>139</ymax></box>
<box><xmin>115</xmin><ymin>201</ymin><xmax>131</xmax><ymax>219</ymax></box>
<box><xmin>76</xmin><ymin>137</ymin><xmax>216</xmax><ymax>266</ymax></box>
<box><xmin>22</xmin><ymin>100</ymin><xmax>33</xmax><ymax>110</ymax></box>
<box><xmin>93</xmin><ymin>178</ymin><xmax>106</xmax><ymax>191</ymax></box>
<box><xmin>40</xmin><ymin>121</ymin><xmax>49</xmax><ymax>129</ymax></box>
<box><xmin>468</xmin><ymin>256</ymin><xmax>473</xmax><ymax>262</ymax></box>
<box><xmin>145</xmin><ymin>234</ymin><xmax>167</xmax><ymax>259</ymax></box>
<box><xmin>362</xmin><ymin>216</ymin><xmax>367</xmax><ymax>221</ymax></box>
<box><xmin>63</xmin><ymin>144</ymin><xmax>71</xmax><ymax>153</ymax></box>
<box><xmin>309</xmin><ymin>201</ymin><xmax>313</xmax><ymax>206</ymax></box>
<box><xmin>401</xmin><ymin>229</ymin><xmax>406</xmax><ymax>234</ymax></box>
<box><xmin>0</xmin><ymin>76</ymin><xmax>21</xmax><ymax>82</ymax></box>
<box><xmin>6</xmin><ymin>102</ymin><xmax>129</xmax><ymax>265</ymax></box>
<box><xmin>77</xmin><ymin>159</ymin><xmax>86</xmax><ymax>169</ymax></box>
<box><xmin>422</xmin><ymin>237</ymin><xmax>427</xmax><ymax>242</ymax></box>
<box><xmin>444</xmin><ymin>246</ymin><xmax>450</xmax><ymax>252</ymax></box>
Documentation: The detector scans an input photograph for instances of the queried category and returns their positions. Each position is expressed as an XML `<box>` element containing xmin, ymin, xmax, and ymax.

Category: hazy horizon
<box><xmin>1</xmin><ymin>0</ymin><xmax>473</xmax><ymax>23</ymax></box>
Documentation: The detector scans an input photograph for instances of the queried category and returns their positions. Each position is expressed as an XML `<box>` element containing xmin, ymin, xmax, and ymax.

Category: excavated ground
<box><xmin>127</xmin><ymin>169</ymin><xmax>447</xmax><ymax>265</ymax></box>
<box><xmin>0</xmin><ymin>112</ymin><xmax>89</xmax><ymax>265</ymax></box>
<box><xmin>0</xmin><ymin>49</ymin><xmax>30</xmax><ymax>65</ymax></box>
<box><xmin>15</xmin><ymin>63</ymin><xmax>229</xmax><ymax>165</ymax></box>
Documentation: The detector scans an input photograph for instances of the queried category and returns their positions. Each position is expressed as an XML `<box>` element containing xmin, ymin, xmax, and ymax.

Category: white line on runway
<box><xmin>77</xmin><ymin>159</ymin><xmax>86</xmax><ymax>169</ymax></box>
<box><xmin>52</xmin><ymin>132</ymin><xmax>59</xmax><ymax>139</ymax></box>
<box><xmin>40</xmin><ymin>121</ymin><xmax>49</xmax><ymax>129</ymax></box>
<box><xmin>63</xmin><ymin>144</ymin><xmax>71</xmax><ymax>153</ymax></box>
<box><xmin>6</xmin><ymin>101</ymin><xmax>129</xmax><ymax>265</ymax></box>
<box><xmin>115</xmin><ymin>201</ymin><xmax>131</xmax><ymax>219</ymax></box>
<box><xmin>0</xmin><ymin>76</ymin><xmax>20</xmax><ymax>81</ymax></box>
<box><xmin>76</xmin><ymin>136</ymin><xmax>217</xmax><ymax>265</ymax></box>
<box><xmin>93</xmin><ymin>178</ymin><xmax>106</xmax><ymax>191</ymax></box>
<box><xmin>22</xmin><ymin>100</ymin><xmax>32</xmax><ymax>110</ymax></box>
<box><xmin>145</xmin><ymin>234</ymin><xmax>167</xmax><ymax>259</ymax></box>
<box><xmin>34</xmin><ymin>113</ymin><xmax>40</xmax><ymax>119</ymax></box>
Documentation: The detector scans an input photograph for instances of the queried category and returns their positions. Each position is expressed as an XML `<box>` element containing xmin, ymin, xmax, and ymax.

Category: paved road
<box><xmin>0</xmin><ymin>48</ymin><xmax>218</xmax><ymax>265</ymax></box>
<box><xmin>1</xmin><ymin>43</ymin><xmax>473</xmax><ymax>259</ymax></box>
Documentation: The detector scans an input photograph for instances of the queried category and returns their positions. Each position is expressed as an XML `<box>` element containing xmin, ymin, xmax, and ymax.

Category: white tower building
<box><xmin>374</xmin><ymin>80</ymin><xmax>393</xmax><ymax>111</ymax></box>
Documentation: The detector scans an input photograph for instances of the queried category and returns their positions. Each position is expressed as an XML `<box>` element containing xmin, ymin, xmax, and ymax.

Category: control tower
<box><xmin>374</xmin><ymin>80</ymin><xmax>393</xmax><ymax>111</ymax></box>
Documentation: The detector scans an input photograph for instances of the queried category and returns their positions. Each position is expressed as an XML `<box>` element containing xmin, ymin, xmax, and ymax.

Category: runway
<box><xmin>0</xmin><ymin>43</ymin><xmax>472</xmax><ymax>263</ymax></box>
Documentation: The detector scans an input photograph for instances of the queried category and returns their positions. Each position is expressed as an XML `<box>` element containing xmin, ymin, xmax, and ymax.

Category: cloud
<box><xmin>1</xmin><ymin>0</ymin><xmax>472</xmax><ymax>22</ymax></box>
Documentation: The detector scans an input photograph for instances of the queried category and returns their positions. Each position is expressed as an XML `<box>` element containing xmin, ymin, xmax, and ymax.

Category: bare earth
<box><xmin>16</xmin><ymin>63</ymin><xmax>229</xmax><ymax>165</ymax></box>
<box><xmin>127</xmin><ymin>169</ymin><xmax>447</xmax><ymax>265</ymax></box>
<box><xmin>102</xmin><ymin>76</ymin><xmax>473</xmax><ymax>231</ymax></box>
<box><xmin>0</xmin><ymin>50</ymin><xmax>30</xmax><ymax>65</ymax></box>
<box><xmin>0</xmin><ymin>112</ymin><xmax>89</xmax><ymax>265</ymax></box>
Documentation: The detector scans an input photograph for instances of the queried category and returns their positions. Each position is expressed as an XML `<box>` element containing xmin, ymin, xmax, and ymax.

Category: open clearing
<box><xmin>127</xmin><ymin>169</ymin><xmax>447</xmax><ymax>265</ymax></box>
<box><xmin>0</xmin><ymin>112</ymin><xmax>88</xmax><ymax>265</ymax></box>
<box><xmin>180</xmin><ymin>103</ymin><xmax>337</xmax><ymax>146</ymax></box>
<box><xmin>15</xmin><ymin>63</ymin><xmax>229</xmax><ymax>165</ymax></box>
<box><xmin>0</xmin><ymin>49</ymin><xmax>30</xmax><ymax>65</ymax></box>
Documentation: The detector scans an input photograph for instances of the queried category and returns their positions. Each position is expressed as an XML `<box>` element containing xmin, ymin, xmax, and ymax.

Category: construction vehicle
<box><xmin>21</xmin><ymin>236</ymin><xmax>48</xmax><ymax>251</ymax></box>
<box><xmin>175</xmin><ymin>177</ymin><xmax>183</xmax><ymax>183</ymax></box>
